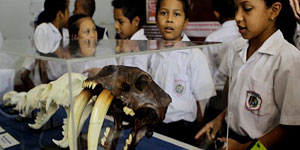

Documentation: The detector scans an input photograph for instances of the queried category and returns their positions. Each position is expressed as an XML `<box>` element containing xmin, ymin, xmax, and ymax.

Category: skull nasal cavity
<box><xmin>122</xmin><ymin>83</ymin><xmax>130</xmax><ymax>92</ymax></box>
<box><xmin>98</xmin><ymin>65</ymin><xmax>117</xmax><ymax>77</ymax></box>
<box><xmin>135</xmin><ymin>74</ymin><xmax>149</xmax><ymax>92</ymax></box>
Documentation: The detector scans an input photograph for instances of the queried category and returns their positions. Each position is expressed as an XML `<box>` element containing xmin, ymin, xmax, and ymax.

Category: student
<box><xmin>203</xmin><ymin>0</ymin><xmax>241</xmax><ymax>90</ymax></box>
<box><xmin>150</xmin><ymin>0</ymin><xmax>216</xmax><ymax>146</ymax></box>
<box><xmin>73</xmin><ymin>0</ymin><xmax>108</xmax><ymax>39</ymax></box>
<box><xmin>205</xmin><ymin>0</ymin><xmax>240</xmax><ymax>42</ymax></box>
<box><xmin>112</xmin><ymin>0</ymin><xmax>147</xmax><ymax>40</ymax></box>
<box><xmin>112</xmin><ymin>0</ymin><xmax>149</xmax><ymax>72</ymax></box>
<box><xmin>202</xmin><ymin>0</ymin><xmax>241</xmax><ymax>122</ymax></box>
<box><xmin>20</xmin><ymin>0</ymin><xmax>70</xmax><ymax>90</ymax></box>
<box><xmin>195</xmin><ymin>0</ymin><xmax>300</xmax><ymax>149</ymax></box>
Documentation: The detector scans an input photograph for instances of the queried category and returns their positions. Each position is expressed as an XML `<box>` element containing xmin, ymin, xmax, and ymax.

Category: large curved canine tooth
<box><xmin>88</xmin><ymin>89</ymin><xmax>113</xmax><ymax>150</ymax></box>
<box><xmin>68</xmin><ymin>89</ymin><xmax>93</xmax><ymax>150</ymax></box>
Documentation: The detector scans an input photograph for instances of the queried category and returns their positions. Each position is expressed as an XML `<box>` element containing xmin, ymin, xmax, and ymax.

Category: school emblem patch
<box><xmin>174</xmin><ymin>79</ymin><xmax>186</xmax><ymax>97</ymax></box>
<box><xmin>245</xmin><ymin>91</ymin><xmax>262</xmax><ymax>111</ymax></box>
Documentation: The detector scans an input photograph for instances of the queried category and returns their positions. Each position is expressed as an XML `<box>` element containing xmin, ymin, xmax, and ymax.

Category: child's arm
<box><xmin>222</xmin><ymin>125</ymin><xmax>296</xmax><ymax>150</ymax></box>
<box><xmin>195</xmin><ymin>108</ymin><xmax>227</xmax><ymax>141</ymax></box>
<box><xmin>20</xmin><ymin>69</ymin><xmax>35</xmax><ymax>91</ymax></box>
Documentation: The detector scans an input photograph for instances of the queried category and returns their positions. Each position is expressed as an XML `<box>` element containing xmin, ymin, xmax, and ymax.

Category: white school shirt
<box><xmin>30</xmin><ymin>23</ymin><xmax>70</xmax><ymax>81</ymax></box>
<box><xmin>149</xmin><ymin>33</ymin><xmax>216</xmax><ymax>123</ymax></box>
<box><xmin>205</xmin><ymin>20</ymin><xmax>240</xmax><ymax>42</ymax></box>
<box><xmin>219</xmin><ymin>30</ymin><xmax>300</xmax><ymax>139</ymax></box>
<box><xmin>118</xmin><ymin>29</ymin><xmax>149</xmax><ymax>72</ymax></box>
<box><xmin>203</xmin><ymin>20</ymin><xmax>241</xmax><ymax>90</ymax></box>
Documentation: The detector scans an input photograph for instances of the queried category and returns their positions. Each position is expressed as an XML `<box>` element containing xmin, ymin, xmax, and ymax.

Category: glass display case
<box><xmin>0</xmin><ymin>38</ymin><xmax>230</xmax><ymax>150</ymax></box>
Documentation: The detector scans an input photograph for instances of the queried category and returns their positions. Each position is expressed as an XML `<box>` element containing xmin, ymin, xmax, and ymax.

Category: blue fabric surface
<box><xmin>0</xmin><ymin>106</ymin><xmax>189</xmax><ymax>150</ymax></box>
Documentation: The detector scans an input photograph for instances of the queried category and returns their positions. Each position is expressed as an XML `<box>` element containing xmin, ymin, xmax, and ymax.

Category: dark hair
<box><xmin>77</xmin><ymin>0</ymin><xmax>96</xmax><ymax>17</ymax></box>
<box><xmin>112</xmin><ymin>0</ymin><xmax>146</xmax><ymax>27</ymax></box>
<box><xmin>68</xmin><ymin>14</ymin><xmax>92</xmax><ymax>39</ymax></box>
<box><xmin>211</xmin><ymin>0</ymin><xmax>235</xmax><ymax>19</ymax></box>
<box><xmin>36</xmin><ymin>0</ymin><xmax>68</xmax><ymax>26</ymax></box>
<box><xmin>156</xmin><ymin>0</ymin><xmax>189</xmax><ymax>19</ymax></box>
<box><xmin>265</xmin><ymin>0</ymin><xmax>296</xmax><ymax>45</ymax></box>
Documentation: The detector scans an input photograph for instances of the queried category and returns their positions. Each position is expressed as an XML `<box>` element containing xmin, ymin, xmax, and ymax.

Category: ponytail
<box><xmin>36</xmin><ymin>0</ymin><xmax>68</xmax><ymax>25</ymax></box>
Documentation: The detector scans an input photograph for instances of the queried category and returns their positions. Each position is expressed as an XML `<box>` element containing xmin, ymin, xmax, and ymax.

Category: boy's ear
<box><xmin>270</xmin><ymin>2</ymin><xmax>282</xmax><ymax>20</ymax></box>
<box><xmin>183</xmin><ymin>18</ymin><xmax>189</xmax><ymax>30</ymax></box>
<box><xmin>213</xmin><ymin>10</ymin><xmax>220</xmax><ymax>20</ymax></box>
<box><xmin>57</xmin><ymin>10</ymin><xmax>64</xmax><ymax>20</ymax></box>
<box><xmin>132</xmin><ymin>16</ymin><xmax>140</xmax><ymax>28</ymax></box>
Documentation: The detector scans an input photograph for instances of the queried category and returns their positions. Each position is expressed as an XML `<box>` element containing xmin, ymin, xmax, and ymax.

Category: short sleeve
<box><xmin>34</xmin><ymin>23</ymin><xmax>61</xmax><ymax>53</ymax></box>
<box><xmin>275</xmin><ymin>59</ymin><xmax>300</xmax><ymax>125</ymax></box>
<box><xmin>190</xmin><ymin>49</ymin><xmax>216</xmax><ymax>101</ymax></box>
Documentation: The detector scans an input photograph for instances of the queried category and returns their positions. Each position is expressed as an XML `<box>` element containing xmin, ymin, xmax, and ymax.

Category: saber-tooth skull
<box><xmin>69</xmin><ymin>65</ymin><xmax>171</xmax><ymax>150</ymax></box>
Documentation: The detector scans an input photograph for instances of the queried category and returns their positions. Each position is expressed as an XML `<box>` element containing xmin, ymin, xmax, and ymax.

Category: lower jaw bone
<box><xmin>88</xmin><ymin>89</ymin><xmax>113</xmax><ymax>150</ymax></box>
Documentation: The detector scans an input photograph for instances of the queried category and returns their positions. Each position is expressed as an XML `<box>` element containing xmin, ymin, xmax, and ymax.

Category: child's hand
<box><xmin>83</xmin><ymin>67</ymin><xmax>102</xmax><ymax>77</ymax></box>
<box><xmin>194</xmin><ymin>117</ymin><xmax>223</xmax><ymax>141</ymax></box>
<box><xmin>290</xmin><ymin>0</ymin><xmax>300</xmax><ymax>23</ymax></box>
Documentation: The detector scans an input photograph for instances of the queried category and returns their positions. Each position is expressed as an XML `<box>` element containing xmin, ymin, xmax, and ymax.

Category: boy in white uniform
<box><xmin>150</xmin><ymin>0</ymin><xmax>216</xmax><ymax>146</ymax></box>
<box><xmin>112</xmin><ymin>0</ymin><xmax>149</xmax><ymax>72</ymax></box>
<box><xmin>204</xmin><ymin>0</ymin><xmax>241</xmax><ymax>90</ymax></box>
<box><xmin>196</xmin><ymin>0</ymin><xmax>300</xmax><ymax>149</ymax></box>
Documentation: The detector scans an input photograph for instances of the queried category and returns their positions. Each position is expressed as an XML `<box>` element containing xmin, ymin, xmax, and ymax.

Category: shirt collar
<box><xmin>181</xmin><ymin>32</ymin><xmax>190</xmax><ymax>41</ymax></box>
<box><xmin>48</xmin><ymin>23</ymin><xmax>61</xmax><ymax>36</ymax></box>
<box><xmin>158</xmin><ymin>33</ymin><xmax>190</xmax><ymax>58</ymax></box>
<box><xmin>256</xmin><ymin>30</ymin><xmax>283</xmax><ymax>56</ymax></box>
<box><xmin>130</xmin><ymin>28</ymin><xmax>147</xmax><ymax>40</ymax></box>
<box><xmin>235</xmin><ymin>30</ymin><xmax>284</xmax><ymax>56</ymax></box>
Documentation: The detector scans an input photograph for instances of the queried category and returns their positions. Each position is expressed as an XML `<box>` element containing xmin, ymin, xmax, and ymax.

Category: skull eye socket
<box><xmin>122</xmin><ymin>83</ymin><xmax>130</xmax><ymax>92</ymax></box>
<box><xmin>98</xmin><ymin>65</ymin><xmax>117</xmax><ymax>77</ymax></box>
<box><xmin>135</xmin><ymin>74</ymin><xmax>149</xmax><ymax>92</ymax></box>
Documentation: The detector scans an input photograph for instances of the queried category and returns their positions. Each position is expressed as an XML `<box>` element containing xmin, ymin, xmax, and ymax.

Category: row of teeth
<box><xmin>82</xmin><ymin>81</ymin><xmax>97</xmax><ymax>89</ymax></box>
<box><xmin>123</xmin><ymin>106</ymin><xmax>135</xmax><ymax>116</ymax></box>
<box><xmin>101</xmin><ymin>127</ymin><xmax>111</xmax><ymax>146</ymax></box>
<box><xmin>124</xmin><ymin>134</ymin><xmax>132</xmax><ymax>150</ymax></box>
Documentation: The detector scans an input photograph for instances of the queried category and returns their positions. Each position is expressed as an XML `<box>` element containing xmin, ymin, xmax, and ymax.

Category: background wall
<box><xmin>0</xmin><ymin>0</ymin><xmax>115</xmax><ymax>40</ymax></box>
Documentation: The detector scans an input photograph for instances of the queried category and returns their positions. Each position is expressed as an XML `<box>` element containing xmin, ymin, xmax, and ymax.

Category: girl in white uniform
<box><xmin>21</xmin><ymin>0</ymin><xmax>70</xmax><ymax>89</ymax></box>
<box><xmin>150</xmin><ymin>0</ymin><xmax>216</xmax><ymax>146</ymax></box>
<box><xmin>195</xmin><ymin>0</ymin><xmax>300</xmax><ymax>149</ymax></box>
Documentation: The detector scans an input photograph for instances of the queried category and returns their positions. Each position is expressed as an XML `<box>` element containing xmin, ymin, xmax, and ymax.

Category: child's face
<box><xmin>78</xmin><ymin>18</ymin><xmax>98</xmax><ymax>39</ymax></box>
<box><xmin>235</xmin><ymin>0</ymin><xmax>275</xmax><ymax>41</ymax></box>
<box><xmin>156</xmin><ymin>0</ymin><xmax>188</xmax><ymax>41</ymax></box>
<box><xmin>114</xmin><ymin>8</ymin><xmax>139</xmax><ymax>39</ymax></box>
<box><xmin>73</xmin><ymin>0</ymin><xmax>85</xmax><ymax>15</ymax></box>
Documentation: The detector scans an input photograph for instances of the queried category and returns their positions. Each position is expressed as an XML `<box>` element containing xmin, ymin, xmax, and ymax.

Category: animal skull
<box><xmin>28</xmin><ymin>73</ymin><xmax>86</xmax><ymax>130</ymax></box>
<box><xmin>68</xmin><ymin>65</ymin><xmax>171</xmax><ymax>150</ymax></box>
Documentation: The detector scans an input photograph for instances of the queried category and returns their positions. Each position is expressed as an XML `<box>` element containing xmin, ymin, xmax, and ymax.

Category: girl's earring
<box><xmin>270</xmin><ymin>17</ymin><xmax>274</xmax><ymax>21</ymax></box>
